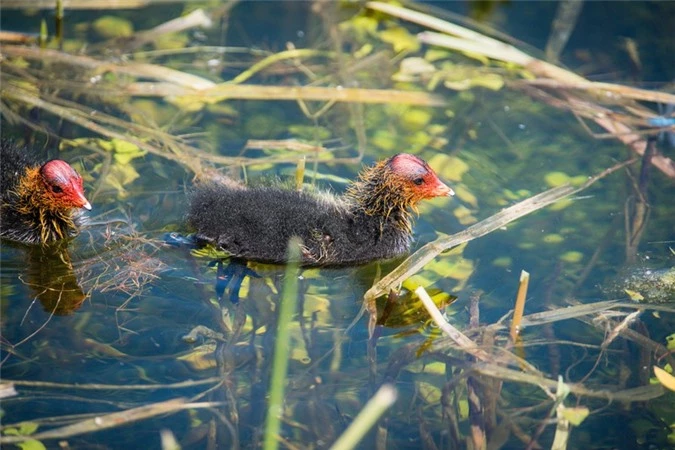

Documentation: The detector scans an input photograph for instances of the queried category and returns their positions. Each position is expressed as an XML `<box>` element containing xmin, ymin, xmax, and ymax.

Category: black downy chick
<box><xmin>187</xmin><ymin>153</ymin><xmax>453</xmax><ymax>266</ymax></box>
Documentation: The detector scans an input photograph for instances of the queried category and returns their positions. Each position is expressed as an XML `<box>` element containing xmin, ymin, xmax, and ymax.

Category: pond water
<box><xmin>1</xmin><ymin>1</ymin><xmax>674</xmax><ymax>449</ymax></box>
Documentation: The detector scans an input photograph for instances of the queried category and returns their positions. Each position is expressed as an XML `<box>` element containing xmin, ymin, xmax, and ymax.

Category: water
<box><xmin>1</xmin><ymin>1</ymin><xmax>674</xmax><ymax>449</ymax></box>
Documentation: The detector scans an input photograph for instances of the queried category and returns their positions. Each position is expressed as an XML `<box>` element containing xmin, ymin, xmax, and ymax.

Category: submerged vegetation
<box><xmin>1</xmin><ymin>1</ymin><xmax>674</xmax><ymax>449</ymax></box>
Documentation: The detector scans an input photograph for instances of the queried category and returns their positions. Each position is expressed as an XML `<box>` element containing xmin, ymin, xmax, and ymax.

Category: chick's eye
<box><xmin>413</xmin><ymin>177</ymin><xmax>425</xmax><ymax>186</ymax></box>
<box><xmin>51</xmin><ymin>185</ymin><xmax>63</xmax><ymax>194</ymax></box>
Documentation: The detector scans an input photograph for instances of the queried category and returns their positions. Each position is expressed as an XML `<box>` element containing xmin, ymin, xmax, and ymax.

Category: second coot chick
<box><xmin>1</xmin><ymin>140</ymin><xmax>91</xmax><ymax>244</ymax></box>
<box><xmin>187</xmin><ymin>153</ymin><xmax>453</xmax><ymax>266</ymax></box>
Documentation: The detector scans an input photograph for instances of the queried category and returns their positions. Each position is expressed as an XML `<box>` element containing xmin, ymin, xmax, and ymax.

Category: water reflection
<box><xmin>13</xmin><ymin>242</ymin><xmax>86</xmax><ymax>316</ymax></box>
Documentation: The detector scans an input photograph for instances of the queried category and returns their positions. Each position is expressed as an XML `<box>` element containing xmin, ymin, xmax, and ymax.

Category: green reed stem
<box><xmin>55</xmin><ymin>0</ymin><xmax>64</xmax><ymax>47</ymax></box>
<box><xmin>329</xmin><ymin>384</ymin><xmax>398</xmax><ymax>450</ymax></box>
<box><xmin>263</xmin><ymin>237</ymin><xmax>302</xmax><ymax>450</ymax></box>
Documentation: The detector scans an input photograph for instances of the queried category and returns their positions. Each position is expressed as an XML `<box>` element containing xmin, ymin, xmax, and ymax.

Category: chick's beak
<box><xmin>75</xmin><ymin>191</ymin><xmax>92</xmax><ymax>210</ymax></box>
<box><xmin>432</xmin><ymin>180</ymin><xmax>455</xmax><ymax>197</ymax></box>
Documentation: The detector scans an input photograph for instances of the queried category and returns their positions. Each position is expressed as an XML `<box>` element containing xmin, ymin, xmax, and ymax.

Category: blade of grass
<box><xmin>329</xmin><ymin>384</ymin><xmax>398</xmax><ymax>450</ymax></box>
<box><xmin>263</xmin><ymin>237</ymin><xmax>302</xmax><ymax>450</ymax></box>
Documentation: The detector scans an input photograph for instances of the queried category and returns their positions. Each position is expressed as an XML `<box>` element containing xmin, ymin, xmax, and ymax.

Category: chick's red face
<box><xmin>40</xmin><ymin>160</ymin><xmax>92</xmax><ymax>210</ymax></box>
<box><xmin>388</xmin><ymin>153</ymin><xmax>454</xmax><ymax>199</ymax></box>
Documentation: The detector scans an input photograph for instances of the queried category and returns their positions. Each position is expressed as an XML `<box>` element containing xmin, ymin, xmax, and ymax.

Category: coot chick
<box><xmin>1</xmin><ymin>140</ymin><xmax>91</xmax><ymax>244</ymax></box>
<box><xmin>187</xmin><ymin>153</ymin><xmax>453</xmax><ymax>266</ymax></box>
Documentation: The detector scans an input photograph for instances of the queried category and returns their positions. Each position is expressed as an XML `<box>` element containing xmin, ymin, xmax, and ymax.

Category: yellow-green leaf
<box><xmin>339</xmin><ymin>16</ymin><xmax>378</xmax><ymax>40</ymax></box>
<box><xmin>560</xmin><ymin>406</ymin><xmax>590</xmax><ymax>426</ymax></box>
<box><xmin>18</xmin><ymin>440</ymin><xmax>46</xmax><ymax>450</ymax></box>
<box><xmin>417</xmin><ymin>381</ymin><xmax>442</xmax><ymax>404</ymax></box>
<box><xmin>666</xmin><ymin>334</ymin><xmax>675</xmax><ymax>350</ymax></box>
<box><xmin>92</xmin><ymin>16</ymin><xmax>134</xmax><ymax>39</ymax></box>
<box><xmin>395</xmin><ymin>57</ymin><xmax>436</xmax><ymax>82</ymax></box>
<box><xmin>452</xmin><ymin>205</ymin><xmax>477</xmax><ymax>225</ymax></box>
<box><xmin>454</xmin><ymin>184</ymin><xmax>478</xmax><ymax>208</ymax></box>
<box><xmin>379</xmin><ymin>27</ymin><xmax>420</xmax><ymax>53</ymax></box>
<box><xmin>624</xmin><ymin>289</ymin><xmax>645</xmax><ymax>302</ymax></box>
<box><xmin>18</xmin><ymin>422</ymin><xmax>39</xmax><ymax>435</ymax></box>
<box><xmin>654</xmin><ymin>366</ymin><xmax>675</xmax><ymax>391</ymax></box>
<box><xmin>444</xmin><ymin>72</ymin><xmax>503</xmax><ymax>91</ymax></box>
<box><xmin>544</xmin><ymin>171</ymin><xmax>571</xmax><ymax>187</ymax></box>
<box><xmin>427</xmin><ymin>154</ymin><xmax>470</xmax><ymax>182</ymax></box>
<box><xmin>560</xmin><ymin>251</ymin><xmax>584</xmax><ymax>263</ymax></box>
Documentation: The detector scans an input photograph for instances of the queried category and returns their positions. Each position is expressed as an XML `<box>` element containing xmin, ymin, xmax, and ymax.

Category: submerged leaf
<box><xmin>19</xmin><ymin>422</ymin><xmax>39</xmax><ymax>435</ymax></box>
<box><xmin>545</xmin><ymin>171</ymin><xmax>571</xmax><ymax>187</ymax></box>
<box><xmin>624</xmin><ymin>289</ymin><xmax>645</xmax><ymax>302</ymax></box>
<box><xmin>452</xmin><ymin>205</ymin><xmax>477</xmax><ymax>225</ymax></box>
<box><xmin>560</xmin><ymin>406</ymin><xmax>590</xmax><ymax>426</ymax></box>
<box><xmin>339</xmin><ymin>16</ymin><xmax>378</xmax><ymax>40</ymax></box>
<box><xmin>379</xmin><ymin>27</ymin><xmax>421</xmax><ymax>53</ymax></box>
<box><xmin>400</xmin><ymin>109</ymin><xmax>433</xmax><ymax>131</ymax></box>
<box><xmin>666</xmin><ymin>334</ymin><xmax>675</xmax><ymax>350</ymax></box>
<box><xmin>178</xmin><ymin>344</ymin><xmax>217</xmax><ymax>370</ymax></box>
<box><xmin>17</xmin><ymin>440</ymin><xmax>46</xmax><ymax>450</ymax></box>
<box><xmin>453</xmin><ymin>184</ymin><xmax>478</xmax><ymax>208</ymax></box>
<box><xmin>427</xmin><ymin>154</ymin><xmax>470</xmax><ymax>182</ymax></box>
<box><xmin>653</xmin><ymin>366</ymin><xmax>675</xmax><ymax>392</ymax></box>
<box><xmin>394</xmin><ymin>57</ymin><xmax>437</xmax><ymax>81</ymax></box>
<box><xmin>560</xmin><ymin>251</ymin><xmax>584</xmax><ymax>263</ymax></box>
<box><xmin>444</xmin><ymin>72</ymin><xmax>504</xmax><ymax>91</ymax></box>
<box><xmin>92</xmin><ymin>16</ymin><xmax>134</xmax><ymax>39</ymax></box>
<box><xmin>417</xmin><ymin>381</ymin><xmax>442</xmax><ymax>403</ymax></box>
<box><xmin>101</xmin><ymin>164</ymin><xmax>140</xmax><ymax>198</ymax></box>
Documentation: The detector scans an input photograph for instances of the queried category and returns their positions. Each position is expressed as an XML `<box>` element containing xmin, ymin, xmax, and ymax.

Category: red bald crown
<box><xmin>387</xmin><ymin>153</ymin><xmax>454</xmax><ymax>198</ymax></box>
<box><xmin>40</xmin><ymin>159</ymin><xmax>91</xmax><ymax>210</ymax></box>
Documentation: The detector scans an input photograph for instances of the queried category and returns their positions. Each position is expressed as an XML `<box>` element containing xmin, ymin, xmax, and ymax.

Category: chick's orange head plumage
<box><xmin>39</xmin><ymin>160</ymin><xmax>91</xmax><ymax>210</ymax></box>
<box><xmin>387</xmin><ymin>153</ymin><xmax>454</xmax><ymax>200</ymax></box>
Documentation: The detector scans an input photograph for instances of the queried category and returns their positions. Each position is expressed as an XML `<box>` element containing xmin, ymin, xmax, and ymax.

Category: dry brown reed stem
<box><xmin>510</xmin><ymin>270</ymin><xmax>530</xmax><ymax>342</ymax></box>
<box><xmin>1</xmin><ymin>0</ymin><xmax>180</xmax><ymax>8</ymax></box>
<box><xmin>364</xmin><ymin>158</ymin><xmax>636</xmax><ymax>309</ymax></box>
<box><xmin>175</xmin><ymin>84</ymin><xmax>446</xmax><ymax>106</ymax></box>
<box><xmin>245</xmin><ymin>140</ymin><xmax>330</xmax><ymax>154</ymax></box>
<box><xmin>564</xmin><ymin>95</ymin><xmax>675</xmax><ymax>178</ymax></box>
<box><xmin>472</xmin><ymin>363</ymin><xmax>665</xmax><ymax>402</ymax></box>
<box><xmin>101</xmin><ymin>8</ymin><xmax>213</xmax><ymax>52</ymax></box>
<box><xmin>366</xmin><ymin>1</ymin><xmax>675</xmax><ymax>179</ymax></box>
<box><xmin>1</xmin><ymin>46</ymin><xmax>444</xmax><ymax>106</ymax></box>
<box><xmin>1</xmin><ymin>45</ymin><xmax>218</xmax><ymax>90</ymax></box>
<box><xmin>513</xmin><ymin>79</ymin><xmax>675</xmax><ymax>104</ymax></box>
<box><xmin>1</xmin><ymin>82</ymin><xmax>361</xmax><ymax>173</ymax></box>
<box><xmin>1</xmin><ymin>84</ymin><xmax>206</xmax><ymax>175</ymax></box>
<box><xmin>477</xmin><ymin>300</ymin><xmax>675</xmax><ymax>334</ymax></box>
<box><xmin>600</xmin><ymin>310</ymin><xmax>643</xmax><ymax>350</ymax></box>
<box><xmin>0</xmin><ymin>398</ymin><xmax>221</xmax><ymax>444</ymax></box>
<box><xmin>467</xmin><ymin>376</ymin><xmax>487</xmax><ymax>450</ymax></box>
<box><xmin>0</xmin><ymin>31</ymin><xmax>36</xmax><ymax>44</ymax></box>
<box><xmin>5</xmin><ymin>377</ymin><xmax>224</xmax><ymax>390</ymax></box>
<box><xmin>416</xmin><ymin>286</ymin><xmax>492</xmax><ymax>362</ymax></box>
<box><xmin>589</xmin><ymin>314</ymin><xmax>673</xmax><ymax>369</ymax></box>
